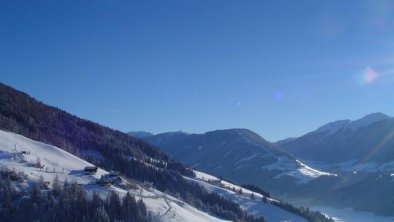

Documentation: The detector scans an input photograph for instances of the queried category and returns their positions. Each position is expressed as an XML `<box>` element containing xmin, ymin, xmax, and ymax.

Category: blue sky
<box><xmin>1</xmin><ymin>0</ymin><xmax>394</xmax><ymax>141</ymax></box>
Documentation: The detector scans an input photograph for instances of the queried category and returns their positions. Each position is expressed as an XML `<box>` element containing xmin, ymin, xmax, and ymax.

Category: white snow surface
<box><xmin>0</xmin><ymin>130</ymin><xmax>228</xmax><ymax>222</ymax></box>
<box><xmin>189</xmin><ymin>171</ymin><xmax>309</xmax><ymax>222</ymax></box>
<box><xmin>296</xmin><ymin>160</ymin><xmax>337</xmax><ymax>178</ymax></box>
<box><xmin>263</xmin><ymin>157</ymin><xmax>337</xmax><ymax>184</ymax></box>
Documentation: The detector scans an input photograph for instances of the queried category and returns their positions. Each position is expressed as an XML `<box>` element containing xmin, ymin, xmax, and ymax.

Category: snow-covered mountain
<box><xmin>278</xmin><ymin>113</ymin><xmax>394</xmax><ymax>169</ymax></box>
<box><xmin>143</xmin><ymin>129</ymin><xmax>336</xmax><ymax>187</ymax></box>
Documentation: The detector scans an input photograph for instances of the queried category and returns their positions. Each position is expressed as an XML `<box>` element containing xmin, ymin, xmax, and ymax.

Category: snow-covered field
<box><xmin>0</xmin><ymin>130</ymin><xmax>228</xmax><ymax>222</ymax></box>
<box><xmin>312</xmin><ymin>207</ymin><xmax>394</xmax><ymax>222</ymax></box>
<box><xmin>187</xmin><ymin>171</ymin><xmax>309</xmax><ymax>222</ymax></box>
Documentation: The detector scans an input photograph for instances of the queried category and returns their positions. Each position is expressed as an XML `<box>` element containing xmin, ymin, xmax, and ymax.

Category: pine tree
<box><xmin>31</xmin><ymin>182</ymin><xmax>42</xmax><ymax>204</ymax></box>
<box><xmin>123</xmin><ymin>192</ymin><xmax>136</xmax><ymax>221</ymax></box>
<box><xmin>137</xmin><ymin>199</ymin><xmax>148</xmax><ymax>218</ymax></box>
<box><xmin>108</xmin><ymin>191</ymin><xmax>122</xmax><ymax>220</ymax></box>
<box><xmin>52</xmin><ymin>174</ymin><xmax>62</xmax><ymax>196</ymax></box>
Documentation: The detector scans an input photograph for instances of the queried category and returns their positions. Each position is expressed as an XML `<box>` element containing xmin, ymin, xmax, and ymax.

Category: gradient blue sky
<box><xmin>1</xmin><ymin>0</ymin><xmax>394</xmax><ymax>141</ymax></box>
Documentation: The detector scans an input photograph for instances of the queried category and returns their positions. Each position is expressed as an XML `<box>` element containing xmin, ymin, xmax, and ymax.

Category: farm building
<box><xmin>84</xmin><ymin>166</ymin><xmax>98</xmax><ymax>174</ymax></box>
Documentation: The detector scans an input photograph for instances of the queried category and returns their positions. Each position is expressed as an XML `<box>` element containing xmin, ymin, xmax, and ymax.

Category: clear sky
<box><xmin>1</xmin><ymin>0</ymin><xmax>394</xmax><ymax>141</ymax></box>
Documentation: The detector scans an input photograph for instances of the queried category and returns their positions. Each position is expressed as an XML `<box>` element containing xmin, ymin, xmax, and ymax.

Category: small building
<box><xmin>84</xmin><ymin>166</ymin><xmax>98</xmax><ymax>174</ymax></box>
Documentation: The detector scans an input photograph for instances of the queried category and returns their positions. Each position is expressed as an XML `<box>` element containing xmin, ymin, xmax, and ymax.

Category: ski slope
<box><xmin>0</xmin><ymin>130</ymin><xmax>228</xmax><ymax>222</ymax></box>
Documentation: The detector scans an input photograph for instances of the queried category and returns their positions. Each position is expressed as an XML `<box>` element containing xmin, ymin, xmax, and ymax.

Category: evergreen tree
<box><xmin>30</xmin><ymin>182</ymin><xmax>42</xmax><ymax>204</ymax></box>
<box><xmin>107</xmin><ymin>191</ymin><xmax>122</xmax><ymax>220</ymax></box>
<box><xmin>52</xmin><ymin>174</ymin><xmax>62</xmax><ymax>196</ymax></box>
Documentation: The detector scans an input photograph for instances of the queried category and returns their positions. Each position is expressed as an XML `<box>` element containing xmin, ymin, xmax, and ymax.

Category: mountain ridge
<box><xmin>279</xmin><ymin>113</ymin><xmax>394</xmax><ymax>164</ymax></box>
<box><xmin>143</xmin><ymin>128</ymin><xmax>336</xmax><ymax>187</ymax></box>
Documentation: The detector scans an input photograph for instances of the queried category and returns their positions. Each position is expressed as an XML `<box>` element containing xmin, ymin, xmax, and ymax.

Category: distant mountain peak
<box><xmin>351</xmin><ymin>112</ymin><xmax>391</xmax><ymax>129</ymax></box>
<box><xmin>203</xmin><ymin>128</ymin><xmax>272</xmax><ymax>145</ymax></box>
<box><xmin>360</xmin><ymin>112</ymin><xmax>390</xmax><ymax>119</ymax></box>
<box><xmin>205</xmin><ymin>128</ymin><xmax>257</xmax><ymax>136</ymax></box>
<box><xmin>315</xmin><ymin>112</ymin><xmax>391</xmax><ymax>135</ymax></box>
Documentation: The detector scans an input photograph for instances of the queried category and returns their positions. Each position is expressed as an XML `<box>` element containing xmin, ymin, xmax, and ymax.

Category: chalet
<box><xmin>84</xmin><ymin>166</ymin><xmax>98</xmax><ymax>174</ymax></box>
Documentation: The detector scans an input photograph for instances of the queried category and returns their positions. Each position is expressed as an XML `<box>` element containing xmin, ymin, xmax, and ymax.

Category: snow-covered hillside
<box><xmin>263</xmin><ymin>157</ymin><xmax>337</xmax><ymax>184</ymax></box>
<box><xmin>0</xmin><ymin>129</ymin><xmax>228</xmax><ymax>222</ymax></box>
<box><xmin>185</xmin><ymin>171</ymin><xmax>309</xmax><ymax>222</ymax></box>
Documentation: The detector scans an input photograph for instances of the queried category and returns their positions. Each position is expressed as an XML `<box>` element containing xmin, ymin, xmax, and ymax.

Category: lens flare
<box><xmin>364</xmin><ymin>67</ymin><xmax>379</xmax><ymax>84</ymax></box>
<box><xmin>354</xmin><ymin>66</ymin><xmax>380</xmax><ymax>85</ymax></box>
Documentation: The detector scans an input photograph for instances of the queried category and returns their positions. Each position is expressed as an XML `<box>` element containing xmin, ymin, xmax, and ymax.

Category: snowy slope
<box><xmin>263</xmin><ymin>157</ymin><xmax>337</xmax><ymax>184</ymax></box>
<box><xmin>0</xmin><ymin>130</ymin><xmax>228</xmax><ymax>222</ymax></box>
<box><xmin>186</xmin><ymin>171</ymin><xmax>309</xmax><ymax>222</ymax></box>
<box><xmin>0</xmin><ymin>129</ymin><xmax>107</xmax><ymax>185</ymax></box>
